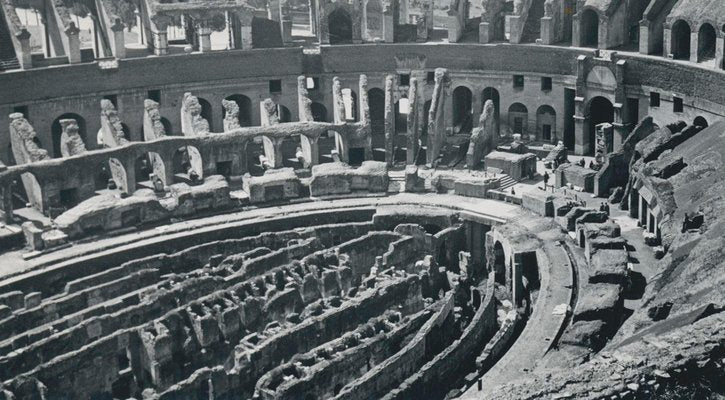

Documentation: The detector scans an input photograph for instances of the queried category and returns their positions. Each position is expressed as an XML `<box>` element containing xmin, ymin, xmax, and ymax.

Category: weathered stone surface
<box><xmin>143</xmin><ymin>99</ymin><xmax>167</xmax><ymax>140</ymax></box>
<box><xmin>466</xmin><ymin>100</ymin><xmax>496</xmax><ymax>169</ymax></box>
<box><xmin>310</xmin><ymin>161</ymin><xmax>388</xmax><ymax>196</ymax></box>
<box><xmin>222</xmin><ymin>99</ymin><xmax>242</xmax><ymax>132</ymax></box>
<box><xmin>573</xmin><ymin>283</ymin><xmax>623</xmax><ymax>323</ymax></box>
<box><xmin>181</xmin><ymin>92</ymin><xmax>210</xmax><ymax>135</ymax></box>
<box><xmin>99</xmin><ymin>99</ymin><xmax>129</xmax><ymax>147</ymax></box>
<box><xmin>59</xmin><ymin>119</ymin><xmax>87</xmax><ymax>157</ymax></box>
<box><xmin>588</xmin><ymin>249</ymin><xmax>629</xmax><ymax>286</ymax></box>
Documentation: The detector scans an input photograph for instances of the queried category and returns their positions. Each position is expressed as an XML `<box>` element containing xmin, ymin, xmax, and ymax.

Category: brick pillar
<box><xmin>16</xmin><ymin>29</ymin><xmax>33</xmax><ymax>68</ymax></box>
<box><xmin>384</xmin><ymin>75</ymin><xmax>395</xmax><ymax>166</ymax></box>
<box><xmin>151</xmin><ymin>25</ymin><xmax>168</xmax><ymax>55</ymax></box>
<box><xmin>65</xmin><ymin>23</ymin><xmax>81</xmax><ymax>64</ymax></box>
<box><xmin>197</xmin><ymin>25</ymin><xmax>212</xmax><ymax>52</ymax></box>
<box><xmin>110</xmin><ymin>18</ymin><xmax>126</xmax><ymax>59</ymax></box>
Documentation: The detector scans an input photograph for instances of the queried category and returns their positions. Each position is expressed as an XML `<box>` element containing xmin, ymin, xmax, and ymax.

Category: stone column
<box><xmin>280</xmin><ymin>0</ymin><xmax>293</xmax><ymax>45</ymax></box>
<box><xmin>384</xmin><ymin>75</ymin><xmax>395</xmax><ymax>166</ymax></box>
<box><xmin>240</xmin><ymin>14</ymin><xmax>253</xmax><ymax>50</ymax></box>
<box><xmin>110</xmin><ymin>19</ymin><xmax>126</xmax><ymax>59</ymax></box>
<box><xmin>689</xmin><ymin>30</ymin><xmax>698</xmax><ymax>62</ymax></box>
<box><xmin>65</xmin><ymin>23</ymin><xmax>81</xmax><ymax>64</ymax></box>
<box><xmin>572</xmin><ymin>14</ymin><xmax>581</xmax><ymax>47</ymax></box>
<box><xmin>716</xmin><ymin>35</ymin><xmax>724</xmax><ymax>71</ymax></box>
<box><xmin>507</xmin><ymin>15</ymin><xmax>522</xmax><ymax>43</ymax></box>
<box><xmin>573</xmin><ymin>93</ymin><xmax>588</xmax><ymax>155</ymax></box>
<box><xmin>150</xmin><ymin>18</ymin><xmax>169</xmax><ymax>56</ymax></box>
<box><xmin>352</xmin><ymin>0</ymin><xmax>363</xmax><ymax>44</ymax></box>
<box><xmin>197</xmin><ymin>25</ymin><xmax>212</xmax><ymax>52</ymax></box>
<box><xmin>540</xmin><ymin>16</ymin><xmax>554</xmax><ymax>44</ymax></box>
<box><xmin>16</xmin><ymin>29</ymin><xmax>33</xmax><ymax>69</ymax></box>
<box><xmin>479</xmin><ymin>21</ymin><xmax>491</xmax><ymax>43</ymax></box>
<box><xmin>382</xmin><ymin>4</ymin><xmax>394</xmax><ymax>43</ymax></box>
<box><xmin>663</xmin><ymin>26</ymin><xmax>672</xmax><ymax>57</ymax></box>
<box><xmin>598</xmin><ymin>16</ymin><xmax>608</xmax><ymax>49</ymax></box>
<box><xmin>638</xmin><ymin>21</ymin><xmax>652</xmax><ymax>54</ymax></box>
<box><xmin>309</xmin><ymin>0</ymin><xmax>318</xmax><ymax>35</ymax></box>
<box><xmin>0</xmin><ymin>181</ymin><xmax>13</xmax><ymax>223</ymax></box>
<box><xmin>406</xmin><ymin>78</ymin><xmax>419</xmax><ymax>165</ymax></box>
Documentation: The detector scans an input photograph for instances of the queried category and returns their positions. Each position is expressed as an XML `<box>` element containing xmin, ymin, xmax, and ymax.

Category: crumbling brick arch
<box><xmin>223</xmin><ymin>94</ymin><xmax>253</xmax><ymax>127</ymax></box>
<box><xmin>51</xmin><ymin>113</ymin><xmax>88</xmax><ymax>158</ymax></box>
<box><xmin>197</xmin><ymin>97</ymin><xmax>214</xmax><ymax>131</ymax></box>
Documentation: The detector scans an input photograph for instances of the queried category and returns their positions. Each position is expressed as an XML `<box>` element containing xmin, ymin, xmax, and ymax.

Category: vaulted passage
<box><xmin>328</xmin><ymin>8</ymin><xmax>353</xmax><ymax>44</ymax></box>
<box><xmin>580</xmin><ymin>9</ymin><xmax>599</xmax><ymax>48</ymax></box>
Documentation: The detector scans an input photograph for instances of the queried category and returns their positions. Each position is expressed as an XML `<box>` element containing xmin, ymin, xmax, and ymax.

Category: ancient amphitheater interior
<box><xmin>0</xmin><ymin>0</ymin><xmax>724</xmax><ymax>398</ymax></box>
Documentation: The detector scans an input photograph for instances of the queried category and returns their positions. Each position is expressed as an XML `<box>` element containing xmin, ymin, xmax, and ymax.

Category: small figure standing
<box><xmin>543</xmin><ymin>171</ymin><xmax>550</xmax><ymax>189</ymax></box>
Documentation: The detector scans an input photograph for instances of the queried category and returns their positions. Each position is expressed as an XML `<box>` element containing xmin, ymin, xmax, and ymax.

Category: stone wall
<box><xmin>384</xmin><ymin>272</ymin><xmax>498</xmax><ymax>399</ymax></box>
<box><xmin>335</xmin><ymin>287</ymin><xmax>458</xmax><ymax>400</ymax></box>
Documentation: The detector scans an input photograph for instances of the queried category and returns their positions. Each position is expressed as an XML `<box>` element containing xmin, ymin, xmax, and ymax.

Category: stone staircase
<box><xmin>0</xmin><ymin>6</ymin><xmax>20</xmax><ymax>72</ymax></box>
<box><xmin>497</xmin><ymin>174</ymin><xmax>517</xmax><ymax>190</ymax></box>
<box><xmin>520</xmin><ymin>0</ymin><xmax>545</xmax><ymax>43</ymax></box>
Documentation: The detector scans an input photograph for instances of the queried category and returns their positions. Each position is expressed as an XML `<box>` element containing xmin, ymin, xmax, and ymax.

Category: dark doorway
<box><xmin>328</xmin><ymin>8</ymin><xmax>353</xmax><ymax>44</ymax></box>
<box><xmin>482</xmin><ymin>87</ymin><xmax>500</xmax><ymax>135</ymax></box>
<box><xmin>348</xmin><ymin>147</ymin><xmax>365</xmax><ymax>166</ymax></box>
<box><xmin>587</xmin><ymin>96</ymin><xmax>614</xmax><ymax>155</ymax></box>
<box><xmin>580</xmin><ymin>9</ymin><xmax>599</xmax><ymax>47</ymax></box>
<box><xmin>671</xmin><ymin>20</ymin><xmax>691</xmax><ymax>60</ymax></box>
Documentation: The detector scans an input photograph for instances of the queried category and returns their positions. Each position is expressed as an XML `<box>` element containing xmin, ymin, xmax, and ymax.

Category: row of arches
<box><xmin>43</xmin><ymin>94</ymin><xmax>295</xmax><ymax>159</ymax></box>
<box><xmin>670</xmin><ymin>20</ymin><xmax>720</xmax><ymax>64</ymax></box>
<box><xmin>579</xmin><ymin>8</ymin><xmax>723</xmax><ymax>69</ymax></box>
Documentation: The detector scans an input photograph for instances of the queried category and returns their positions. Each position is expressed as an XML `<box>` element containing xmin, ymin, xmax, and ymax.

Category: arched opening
<box><xmin>108</xmin><ymin>157</ymin><xmax>130</xmax><ymax>195</ymax></box>
<box><xmin>160</xmin><ymin>118</ymin><xmax>173</xmax><ymax>135</ymax></box>
<box><xmin>693</xmin><ymin>116</ymin><xmax>708</xmax><ymax>128</ymax></box>
<box><xmin>671</xmin><ymin>20</ymin><xmax>691</xmax><ymax>60</ymax></box>
<box><xmin>341</xmin><ymin>89</ymin><xmax>358</xmax><ymax>122</ymax></box>
<box><xmin>51</xmin><ymin>113</ymin><xmax>87</xmax><ymax>158</ymax></box>
<box><xmin>580</xmin><ymin>9</ymin><xmax>599</xmax><ymax>48</ymax></box>
<box><xmin>311</xmin><ymin>102</ymin><xmax>328</xmax><ymax>122</ymax></box>
<box><xmin>368</xmin><ymin>88</ymin><xmax>385</xmax><ymax>161</ymax></box>
<box><xmin>197</xmin><ymin>97</ymin><xmax>214</xmax><ymax>131</ymax></box>
<box><xmin>245</xmin><ymin>140</ymin><xmax>266</xmax><ymax>175</ymax></box>
<box><xmin>697</xmin><ymin>23</ymin><xmax>716</xmax><ymax>63</ymax></box>
<box><xmin>587</xmin><ymin>96</ymin><xmax>614</xmax><ymax>156</ymax></box>
<box><xmin>493</xmin><ymin>241</ymin><xmax>505</xmax><ymax>285</ymax></box>
<box><xmin>508</xmin><ymin>103</ymin><xmax>529</xmax><ymax>135</ymax></box>
<box><xmin>120</xmin><ymin>123</ymin><xmax>132</xmax><ymax>141</ymax></box>
<box><xmin>134</xmin><ymin>154</ymin><xmax>152</xmax><ymax>188</ymax></box>
<box><xmin>278</xmin><ymin>105</ymin><xmax>292</xmax><ymax>123</ymax></box>
<box><xmin>223</xmin><ymin>94</ymin><xmax>253</xmax><ymax>127</ymax></box>
<box><xmin>394</xmin><ymin>98</ymin><xmax>408</xmax><ymax>163</ymax></box>
<box><xmin>482</xmin><ymin>88</ymin><xmax>500</xmax><ymax>136</ymax></box>
<box><xmin>172</xmin><ymin>146</ymin><xmax>203</xmax><ymax>182</ymax></box>
<box><xmin>365</xmin><ymin>0</ymin><xmax>383</xmax><ymax>40</ymax></box>
<box><xmin>328</xmin><ymin>8</ymin><xmax>353</xmax><ymax>44</ymax></box>
<box><xmin>536</xmin><ymin>105</ymin><xmax>557</xmax><ymax>142</ymax></box>
<box><xmin>452</xmin><ymin>86</ymin><xmax>473</xmax><ymax>134</ymax></box>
